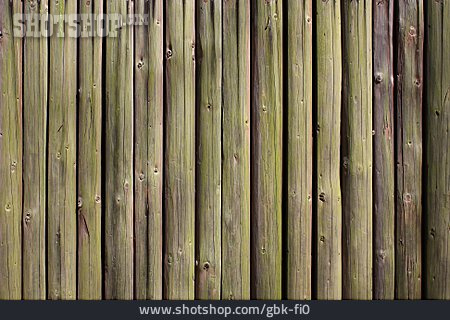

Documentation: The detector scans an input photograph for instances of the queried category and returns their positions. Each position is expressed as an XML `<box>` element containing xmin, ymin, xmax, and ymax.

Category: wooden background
<box><xmin>0</xmin><ymin>0</ymin><xmax>449</xmax><ymax>300</ymax></box>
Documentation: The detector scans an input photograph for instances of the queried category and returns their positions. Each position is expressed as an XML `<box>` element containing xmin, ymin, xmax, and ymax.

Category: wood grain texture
<box><xmin>251</xmin><ymin>0</ymin><xmax>283</xmax><ymax>300</ymax></box>
<box><xmin>286</xmin><ymin>0</ymin><xmax>312</xmax><ymax>300</ymax></box>
<box><xmin>78</xmin><ymin>0</ymin><xmax>103</xmax><ymax>300</ymax></box>
<box><xmin>341</xmin><ymin>0</ymin><xmax>373</xmax><ymax>300</ymax></box>
<box><xmin>0</xmin><ymin>0</ymin><xmax>22</xmax><ymax>300</ymax></box>
<box><xmin>222</xmin><ymin>0</ymin><xmax>250</xmax><ymax>301</ymax></box>
<box><xmin>396</xmin><ymin>0</ymin><xmax>423</xmax><ymax>300</ymax></box>
<box><xmin>164</xmin><ymin>0</ymin><xmax>196</xmax><ymax>300</ymax></box>
<box><xmin>195</xmin><ymin>0</ymin><xmax>222</xmax><ymax>300</ymax></box>
<box><xmin>316</xmin><ymin>0</ymin><xmax>342</xmax><ymax>300</ymax></box>
<box><xmin>48</xmin><ymin>0</ymin><xmax>77</xmax><ymax>300</ymax></box>
<box><xmin>425</xmin><ymin>0</ymin><xmax>450</xmax><ymax>300</ymax></box>
<box><xmin>373</xmin><ymin>0</ymin><xmax>395</xmax><ymax>300</ymax></box>
<box><xmin>23</xmin><ymin>0</ymin><xmax>47</xmax><ymax>300</ymax></box>
<box><xmin>134</xmin><ymin>0</ymin><xmax>163</xmax><ymax>300</ymax></box>
<box><xmin>104</xmin><ymin>0</ymin><xmax>134</xmax><ymax>300</ymax></box>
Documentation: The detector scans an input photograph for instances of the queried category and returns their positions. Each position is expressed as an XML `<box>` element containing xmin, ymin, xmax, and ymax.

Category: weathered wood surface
<box><xmin>78</xmin><ymin>0</ymin><xmax>103</xmax><ymax>300</ymax></box>
<box><xmin>425</xmin><ymin>0</ymin><xmax>450</xmax><ymax>300</ymax></box>
<box><xmin>316</xmin><ymin>0</ymin><xmax>342</xmax><ymax>300</ymax></box>
<box><xmin>134</xmin><ymin>0</ymin><xmax>163</xmax><ymax>300</ymax></box>
<box><xmin>48</xmin><ymin>0</ymin><xmax>77</xmax><ymax>300</ymax></box>
<box><xmin>396</xmin><ymin>0</ymin><xmax>423</xmax><ymax>300</ymax></box>
<box><xmin>373</xmin><ymin>0</ymin><xmax>395</xmax><ymax>300</ymax></box>
<box><xmin>0</xmin><ymin>0</ymin><xmax>22</xmax><ymax>300</ymax></box>
<box><xmin>104</xmin><ymin>0</ymin><xmax>134</xmax><ymax>300</ymax></box>
<box><xmin>341</xmin><ymin>0</ymin><xmax>373</xmax><ymax>300</ymax></box>
<box><xmin>195</xmin><ymin>0</ymin><xmax>222</xmax><ymax>300</ymax></box>
<box><xmin>164</xmin><ymin>0</ymin><xmax>196</xmax><ymax>300</ymax></box>
<box><xmin>286</xmin><ymin>0</ymin><xmax>312</xmax><ymax>300</ymax></box>
<box><xmin>23</xmin><ymin>0</ymin><xmax>48</xmax><ymax>300</ymax></box>
<box><xmin>251</xmin><ymin>0</ymin><xmax>283</xmax><ymax>300</ymax></box>
<box><xmin>222</xmin><ymin>0</ymin><xmax>251</xmax><ymax>301</ymax></box>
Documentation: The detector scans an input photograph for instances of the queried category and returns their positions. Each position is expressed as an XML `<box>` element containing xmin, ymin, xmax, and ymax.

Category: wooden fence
<box><xmin>0</xmin><ymin>0</ymin><xmax>449</xmax><ymax>300</ymax></box>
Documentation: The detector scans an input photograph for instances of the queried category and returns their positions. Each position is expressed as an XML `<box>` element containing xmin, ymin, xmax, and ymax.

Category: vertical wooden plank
<box><xmin>222</xmin><ymin>0</ymin><xmax>250</xmax><ymax>300</ymax></box>
<box><xmin>251</xmin><ymin>0</ymin><xmax>283</xmax><ymax>300</ymax></box>
<box><xmin>78</xmin><ymin>0</ymin><xmax>103</xmax><ymax>300</ymax></box>
<box><xmin>104</xmin><ymin>0</ymin><xmax>134</xmax><ymax>300</ymax></box>
<box><xmin>396</xmin><ymin>0</ymin><xmax>423</xmax><ymax>300</ymax></box>
<box><xmin>316</xmin><ymin>0</ymin><xmax>342</xmax><ymax>300</ymax></box>
<box><xmin>0</xmin><ymin>0</ymin><xmax>22</xmax><ymax>300</ymax></box>
<box><xmin>48</xmin><ymin>0</ymin><xmax>77</xmax><ymax>300</ymax></box>
<box><xmin>286</xmin><ymin>0</ymin><xmax>312</xmax><ymax>300</ymax></box>
<box><xmin>373</xmin><ymin>0</ymin><xmax>395</xmax><ymax>300</ymax></box>
<box><xmin>341</xmin><ymin>0</ymin><xmax>373</xmax><ymax>300</ymax></box>
<box><xmin>195</xmin><ymin>0</ymin><xmax>222</xmax><ymax>300</ymax></box>
<box><xmin>164</xmin><ymin>0</ymin><xmax>195</xmax><ymax>300</ymax></box>
<box><xmin>134</xmin><ymin>0</ymin><xmax>163</xmax><ymax>300</ymax></box>
<box><xmin>23</xmin><ymin>0</ymin><xmax>47</xmax><ymax>300</ymax></box>
<box><xmin>425</xmin><ymin>0</ymin><xmax>450</xmax><ymax>300</ymax></box>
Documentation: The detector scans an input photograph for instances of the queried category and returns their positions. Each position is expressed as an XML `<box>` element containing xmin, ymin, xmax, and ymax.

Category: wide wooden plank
<box><xmin>164</xmin><ymin>0</ymin><xmax>196</xmax><ymax>300</ymax></box>
<box><xmin>104</xmin><ymin>0</ymin><xmax>134</xmax><ymax>300</ymax></box>
<box><xmin>195</xmin><ymin>0</ymin><xmax>222</xmax><ymax>300</ymax></box>
<box><xmin>78</xmin><ymin>0</ymin><xmax>103</xmax><ymax>300</ymax></box>
<box><xmin>222</xmin><ymin>0</ymin><xmax>250</xmax><ymax>300</ymax></box>
<box><xmin>286</xmin><ymin>0</ymin><xmax>312</xmax><ymax>300</ymax></box>
<box><xmin>425</xmin><ymin>0</ymin><xmax>450</xmax><ymax>299</ymax></box>
<box><xmin>23</xmin><ymin>0</ymin><xmax>47</xmax><ymax>300</ymax></box>
<box><xmin>0</xmin><ymin>0</ymin><xmax>22</xmax><ymax>300</ymax></box>
<box><xmin>316</xmin><ymin>0</ymin><xmax>342</xmax><ymax>300</ymax></box>
<box><xmin>373</xmin><ymin>0</ymin><xmax>395</xmax><ymax>300</ymax></box>
<box><xmin>396</xmin><ymin>0</ymin><xmax>423</xmax><ymax>300</ymax></box>
<box><xmin>251</xmin><ymin>0</ymin><xmax>283</xmax><ymax>299</ymax></box>
<box><xmin>48</xmin><ymin>0</ymin><xmax>77</xmax><ymax>300</ymax></box>
<box><xmin>341</xmin><ymin>0</ymin><xmax>373</xmax><ymax>300</ymax></box>
<box><xmin>134</xmin><ymin>0</ymin><xmax>163</xmax><ymax>300</ymax></box>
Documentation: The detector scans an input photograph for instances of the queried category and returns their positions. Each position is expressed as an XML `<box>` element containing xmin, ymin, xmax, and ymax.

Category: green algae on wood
<box><xmin>134</xmin><ymin>0</ymin><xmax>163</xmax><ymax>300</ymax></box>
<box><xmin>222</xmin><ymin>0</ymin><xmax>251</xmax><ymax>301</ymax></box>
<box><xmin>286</xmin><ymin>0</ymin><xmax>313</xmax><ymax>300</ymax></box>
<box><xmin>251</xmin><ymin>0</ymin><xmax>283</xmax><ymax>300</ymax></box>
<box><xmin>48</xmin><ymin>0</ymin><xmax>77</xmax><ymax>300</ymax></box>
<box><xmin>104</xmin><ymin>0</ymin><xmax>134</xmax><ymax>300</ymax></box>
<box><xmin>23</xmin><ymin>0</ymin><xmax>48</xmax><ymax>300</ymax></box>
<box><xmin>341</xmin><ymin>0</ymin><xmax>373</xmax><ymax>300</ymax></box>
<box><xmin>195</xmin><ymin>0</ymin><xmax>222</xmax><ymax>300</ymax></box>
<box><xmin>164</xmin><ymin>0</ymin><xmax>196</xmax><ymax>300</ymax></box>
<box><xmin>316</xmin><ymin>0</ymin><xmax>342</xmax><ymax>300</ymax></box>
<box><xmin>0</xmin><ymin>0</ymin><xmax>22</xmax><ymax>300</ymax></box>
<box><xmin>78</xmin><ymin>0</ymin><xmax>103</xmax><ymax>300</ymax></box>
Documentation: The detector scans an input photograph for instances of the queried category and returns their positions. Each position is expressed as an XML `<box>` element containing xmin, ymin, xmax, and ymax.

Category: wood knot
<box><xmin>202</xmin><ymin>262</ymin><xmax>210</xmax><ymax>271</ymax></box>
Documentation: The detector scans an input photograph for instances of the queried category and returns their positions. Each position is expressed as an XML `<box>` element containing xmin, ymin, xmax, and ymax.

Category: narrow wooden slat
<box><xmin>0</xmin><ymin>0</ymin><xmax>22</xmax><ymax>300</ymax></box>
<box><xmin>425</xmin><ymin>0</ymin><xmax>450</xmax><ymax>300</ymax></box>
<box><xmin>195</xmin><ymin>0</ymin><xmax>222</xmax><ymax>300</ymax></box>
<box><xmin>78</xmin><ymin>0</ymin><xmax>103</xmax><ymax>300</ymax></box>
<box><xmin>23</xmin><ymin>0</ymin><xmax>47</xmax><ymax>300</ymax></box>
<box><xmin>316</xmin><ymin>0</ymin><xmax>342</xmax><ymax>300</ymax></box>
<box><xmin>164</xmin><ymin>0</ymin><xmax>196</xmax><ymax>300</ymax></box>
<box><xmin>373</xmin><ymin>0</ymin><xmax>395</xmax><ymax>300</ymax></box>
<box><xmin>251</xmin><ymin>0</ymin><xmax>283</xmax><ymax>299</ymax></box>
<box><xmin>104</xmin><ymin>0</ymin><xmax>134</xmax><ymax>300</ymax></box>
<box><xmin>341</xmin><ymin>0</ymin><xmax>373</xmax><ymax>300</ymax></box>
<box><xmin>222</xmin><ymin>0</ymin><xmax>250</xmax><ymax>300</ymax></box>
<box><xmin>134</xmin><ymin>0</ymin><xmax>163</xmax><ymax>300</ymax></box>
<box><xmin>396</xmin><ymin>0</ymin><xmax>423</xmax><ymax>300</ymax></box>
<box><xmin>48</xmin><ymin>0</ymin><xmax>77</xmax><ymax>300</ymax></box>
<box><xmin>286</xmin><ymin>0</ymin><xmax>312</xmax><ymax>300</ymax></box>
